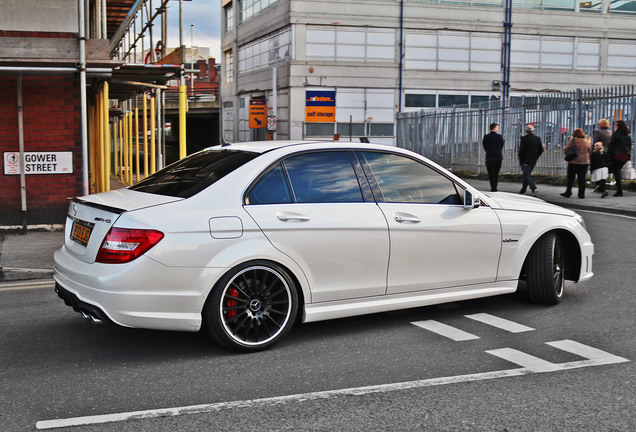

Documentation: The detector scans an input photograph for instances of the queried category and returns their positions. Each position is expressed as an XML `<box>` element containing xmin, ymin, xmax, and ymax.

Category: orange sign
<box><xmin>249</xmin><ymin>99</ymin><xmax>267</xmax><ymax>128</ymax></box>
<box><xmin>306</xmin><ymin>91</ymin><xmax>336</xmax><ymax>123</ymax></box>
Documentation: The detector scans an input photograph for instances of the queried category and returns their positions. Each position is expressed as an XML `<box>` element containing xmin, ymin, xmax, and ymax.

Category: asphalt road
<box><xmin>1</xmin><ymin>210</ymin><xmax>634</xmax><ymax>432</ymax></box>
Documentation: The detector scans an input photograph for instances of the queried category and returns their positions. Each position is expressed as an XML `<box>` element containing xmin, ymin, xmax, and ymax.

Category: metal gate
<box><xmin>396</xmin><ymin>85</ymin><xmax>636</xmax><ymax>176</ymax></box>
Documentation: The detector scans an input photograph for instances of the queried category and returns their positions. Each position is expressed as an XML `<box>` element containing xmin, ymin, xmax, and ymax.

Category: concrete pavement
<box><xmin>1</xmin><ymin>178</ymin><xmax>634</xmax><ymax>282</ymax></box>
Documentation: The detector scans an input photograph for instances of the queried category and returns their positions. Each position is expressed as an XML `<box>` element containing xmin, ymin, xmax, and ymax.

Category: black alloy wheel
<box><xmin>205</xmin><ymin>261</ymin><xmax>298</xmax><ymax>352</ymax></box>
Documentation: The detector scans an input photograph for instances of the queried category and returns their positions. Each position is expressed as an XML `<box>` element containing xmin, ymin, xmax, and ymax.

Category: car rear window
<box><xmin>129</xmin><ymin>149</ymin><xmax>259</xmax><ymax>198</ymax></box>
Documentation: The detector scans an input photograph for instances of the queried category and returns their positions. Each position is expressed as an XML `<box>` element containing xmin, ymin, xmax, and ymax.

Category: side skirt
<box><xmin>303</xmin><ymin>281</ymin><xmax>517</xmax><ymax>323</ymax></box>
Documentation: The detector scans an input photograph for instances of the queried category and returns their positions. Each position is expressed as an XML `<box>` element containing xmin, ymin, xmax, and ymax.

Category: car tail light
<box><xmin>96</xmin><ymin>228</ymin><xmax>164</xmax><ymax>264</ymax></box>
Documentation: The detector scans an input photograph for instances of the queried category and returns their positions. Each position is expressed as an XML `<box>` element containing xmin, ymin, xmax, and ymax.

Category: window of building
<box><xmin>238</xmin><ymin>28</ymin><xmax>291</xmax><ymax>73</ymax></box>
<box><xmin>439</xmin><ymin>95</ymin><xmax>469</xmax><ymax>107</ymax></box>
<box><xmin>306</xmin><ymin>26</ymin><xmax>395</xmax><ymax>62</ymax></box>
<box><xmin>225</xmin><ymin>50</ymin><xmax>234</xmax><ymax>82</ymax></box>
<box><xmin>607</xmin><ymin>40</ymin><xmax>636</xmax><ymax>71</ymax></box>
<box><xmin>608</xmin><ymin>0</ymin><xmax>636</xmax><ymax>13</ymax></box>
<box><xmin>405</xmin><ymin>94</ymin><xmax>436</xmax><ymax>108</ymax></box>
<box><xmin>405</xmin><ymin>30</ymin><xmax>500</xmax><ymax>72</ymax></box>
<box><xmin>337</xmin><ymin>123</ymin><xmax>366</xmax><ymax>137</ymax></box>
<box><xmin>511</xmin><ymin>35</ymin><xmax>601</xmax><ymax>70</ymax></box>
<box><xmin>238</xmin><ymin>0</ymin><xmax>279</xmax><ymax>23</ymax></box>
<box><xmin>369</xmin><ymin>123</ymin><xmax>395</xmax><ymax>137</ymax></box>
<box><xmin>225</xmin><ymin>3</ymin><xmax>234</xmax><ymax>32</ymax></box>
<box><xmin>306</xmin><ymin>123</ymin><xmax>336</xmax><ymax>137</ymax></box>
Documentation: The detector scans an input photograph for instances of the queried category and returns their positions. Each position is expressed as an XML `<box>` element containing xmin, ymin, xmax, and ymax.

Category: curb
<box><xmin>0</xmin><ymin>267</ymin><xmax>54</xmax><ymax>282</ymax></box>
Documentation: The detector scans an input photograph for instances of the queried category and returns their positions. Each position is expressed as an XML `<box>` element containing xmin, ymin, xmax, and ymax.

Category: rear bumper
<box><xmin>54</xmin><ymin>246</ymin><xmax>227</xmax><ymax>332</ymax></box>
<box><xmin>55</xmin><ymin>283</ymin><xmax>112</xmax><ymax>324</ymax></box>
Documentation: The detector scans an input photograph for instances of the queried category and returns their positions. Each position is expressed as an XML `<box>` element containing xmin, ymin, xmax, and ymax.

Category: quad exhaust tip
<box><xmin>80</xmin><ymin>310</ymin><xmax>104</xmax><ymax>325</ymax></box>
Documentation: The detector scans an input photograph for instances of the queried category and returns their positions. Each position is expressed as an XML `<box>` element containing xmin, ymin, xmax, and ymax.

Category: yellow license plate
<box><xmin>70</xmin><ymin>220</ymin><xmax>93</xmax><ymax>246</ymax></box>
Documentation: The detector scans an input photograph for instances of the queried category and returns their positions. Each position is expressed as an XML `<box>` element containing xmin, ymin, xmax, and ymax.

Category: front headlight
<box><xmin>574</xmin><ymin>212</ymin><xmax>586</xmax><ymax>229</ymax></box>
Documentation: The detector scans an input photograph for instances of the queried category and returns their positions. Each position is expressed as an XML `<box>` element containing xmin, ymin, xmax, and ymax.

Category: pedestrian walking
<box><xmin>561</xmin><ymin>128</ymin><xmax>591</xmax><ymax>199</ymax></box>
<box><xmin>518</xmin><ymin>124</ymin><xmax>544</xmax><ymax>196</ymax></box>
<box><xmin>483</xmin><ymin>122</ymin><xmax>504</xmax><ymax>192</ymax></box>
<box><xmin>591</xmin><ymin>142</ymin><xmax>609</xmax><ymax>198</ymax></box>
<box><xmin>608</xmin><ymin>120</ymin><xmax>632</xmax><ymax>197</ymax></box>
<box><xmin>592</xmin><ymin>118</ymin><xmax>612</xmax><ymax>193</ymax></box>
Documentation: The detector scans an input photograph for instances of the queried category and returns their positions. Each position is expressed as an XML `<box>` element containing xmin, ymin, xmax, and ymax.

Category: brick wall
<box><xmin>0</xmin><ymin>76</ymin><xmax>82</xmax><ymax>226</ymax></box>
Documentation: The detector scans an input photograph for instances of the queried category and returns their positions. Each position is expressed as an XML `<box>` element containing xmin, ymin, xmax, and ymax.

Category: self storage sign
<box><xmin>306</xmin><ymin>90</ymin><xmax>336</xmax><ymax>123</ymax></box>
<box><xmin>3</xmin><ymin>151</ymin><xmax>73</xmax><ymax>175</ymax></box>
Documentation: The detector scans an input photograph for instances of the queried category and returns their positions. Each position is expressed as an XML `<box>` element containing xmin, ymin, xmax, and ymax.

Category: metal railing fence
<box><xmin>396</xmin><ymin>85</ymin><xmax>636</xmax><ymax>176</ymax></box>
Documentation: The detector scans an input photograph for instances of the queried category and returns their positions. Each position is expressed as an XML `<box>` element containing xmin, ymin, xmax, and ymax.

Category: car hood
<box><xmin>481</xmin><ymin>191</ymin><xmax>574</xmax><ymax>216</ymax></box>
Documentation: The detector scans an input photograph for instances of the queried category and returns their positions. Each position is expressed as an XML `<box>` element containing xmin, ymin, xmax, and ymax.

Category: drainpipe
<box><xmin>17</xmin><ymin>77</ymin><xmax>27</xmax><ymax>233</ymax></box>
<box><xmin>79</xmin><ymin>0</ymin><xmax>89</xmax><ymax>195</ymax></box>
<box><xmin>398</xmin><ymin>0</ymin><xmax>404</xmax><ymax>114</ymax></box>
<box><xmin>501</xmin><ymin>0</ymin><xmax>512</xmax><ymax>134</ymax></box>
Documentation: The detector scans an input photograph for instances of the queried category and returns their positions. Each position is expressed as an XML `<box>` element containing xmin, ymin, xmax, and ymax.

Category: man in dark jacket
<box><xmin>518</xmin><ymin>124</ymin><xmax>544</xmax><ymax>196</ymax></box>
<box><xmin>483</xmin><ymin>122</ymin><xmax>504</xmax><ymax>191</ymax></box>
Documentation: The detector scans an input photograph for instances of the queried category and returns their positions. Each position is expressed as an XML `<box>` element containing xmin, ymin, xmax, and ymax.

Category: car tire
<box><xmin>204</xmin><ymin>261</ymin><xmax>298</xmax><ymax>352</ymax></box>
<box><xmin>525</xmin><ymin>232</ymin><xmax>564</xmax><ymax>305</ymax></box>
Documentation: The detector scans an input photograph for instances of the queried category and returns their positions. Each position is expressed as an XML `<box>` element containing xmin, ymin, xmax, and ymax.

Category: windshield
<box><xmin>129</xmin><ymin>149</ymin><xmax>259</xmax><ymax>198</ymax></box>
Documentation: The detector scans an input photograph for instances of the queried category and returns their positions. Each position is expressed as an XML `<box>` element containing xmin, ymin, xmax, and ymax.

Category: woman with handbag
<box><xmin>608</xmin><ymin>120</ymin><xmax>632</xmax><ymax>197</ymax></box>
<box><xmin>561</xmin><ymin>128</ymin><xmax>591</xmax><ymax>199</ymax></box>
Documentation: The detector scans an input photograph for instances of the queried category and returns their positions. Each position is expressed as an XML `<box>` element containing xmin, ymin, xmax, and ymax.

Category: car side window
<box><xmin>247</xmin><ymin>164</ymin><xmax>292</xmax><ymax>205</ymax></box>
<box><xmin>284</xmin><ymin>151</ymin><xmax>364</xmax><ymax>203</ymax></box>
<box><xmin>361</xmin><ymin>151</ymin><xmax>461</xmax><ymax>204</ymax></box>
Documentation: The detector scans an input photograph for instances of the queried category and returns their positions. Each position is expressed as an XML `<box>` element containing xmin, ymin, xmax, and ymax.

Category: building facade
<box><xmin>221</xmin><ymin>0</ymin><xmax>636</xmax><ymax>145</ymax></box>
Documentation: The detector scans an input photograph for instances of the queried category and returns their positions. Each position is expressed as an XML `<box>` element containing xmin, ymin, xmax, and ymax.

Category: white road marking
<box><xmin>546</xmin><ymin>340</ymin><xmax>630</xmax><ymax>365</ymax></box>
<box><xmin>486</xmin><ymin>348</ymin><xmax>562</xmax><ymax>372</ymax></box>
<box><xmin>465</xmin><ymin>313</ymin><xmax>534</xmax><ymax>333</ymax></box>
<box><xmin>487</xmin><ymin>340</ymin><xmax>629</xmax><ymax>372</ymax></box>
<box><xmin>0</xmin><ymin>280</ymin><xmax>55</xmax><ymax>292</ymax></box>
<box><xmin>36</xmin><ymin>339</ymin><xmax>629</xmax><ymax>430</ymax></box>
<box><xmin>411</xmin><ymin>320</ymin><xmax>479</xmax><ymax>341</ymax></box>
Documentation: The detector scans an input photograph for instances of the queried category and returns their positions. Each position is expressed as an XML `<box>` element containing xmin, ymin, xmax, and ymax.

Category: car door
<box><xmin>243</xmin><ymin>150</ymin><xmax>389</xmax><ymax>303</ymax></box>
<box><xmin>358</xmin><ymin>150</ymin><xmax>502</xmax><ymax>295</ymax></box>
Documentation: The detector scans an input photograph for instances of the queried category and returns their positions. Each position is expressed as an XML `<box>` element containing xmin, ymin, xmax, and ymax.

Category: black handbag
<box><xmin>564</xmin><ymin>145</ymin><xmax>578</xmax><ymax>162</ymax></box>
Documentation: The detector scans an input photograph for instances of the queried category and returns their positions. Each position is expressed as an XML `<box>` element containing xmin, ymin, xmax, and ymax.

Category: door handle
<box><xmin>277</xmin><ymin>213</ymin><xmax>310</xmax><ymax>223</ymax></box>
<box><xmin>394</xmin><ymin>213</ymin><xmax>420</xmax><ymax>223</ymax></box>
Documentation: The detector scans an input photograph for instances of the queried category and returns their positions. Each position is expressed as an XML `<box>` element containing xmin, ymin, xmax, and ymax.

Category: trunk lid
<box><xmin>63</xmin><ymin>189</ymin><xmax>182</xmax><ymax>263</ymax></box>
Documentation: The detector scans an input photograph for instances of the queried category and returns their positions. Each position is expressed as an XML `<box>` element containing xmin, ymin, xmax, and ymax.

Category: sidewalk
<box><xmin>0</xmin><ymin>178</ymin><xmax>634</xmax><ymax>282</ymax></box>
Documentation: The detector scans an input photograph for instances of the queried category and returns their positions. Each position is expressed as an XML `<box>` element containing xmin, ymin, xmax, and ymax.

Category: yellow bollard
<box><xmin>103</xmin><ymin>82</ymin><xmax>110</xmax><ymax>192</ymax></box>
<box><xmin>135</xmin><ymin>107</ymin><xmax>140</xmax><ymax>183</ymax></box>
<box><xmin>128</xmin><ymin>111</ymin><xmax>133</xmax><ymax>185</ymax></box>
<box><xmin>143</xmin><ymin>95</ymin><xmax>149</xmax><ymax>178</ymax></box>
<box><xmin>113</xmin><ymin>120</ymin><xmax>118</xmax><ymax>178</ymax></box>
<box><xmin>150</xmin><ymin>96</ymin><xmax>156</xmax><ymax>174</ymax></box>
<box><xmin>119</xmin><ymin>118</ymin><xmax>124</xmax><ymax>181</ymax></box>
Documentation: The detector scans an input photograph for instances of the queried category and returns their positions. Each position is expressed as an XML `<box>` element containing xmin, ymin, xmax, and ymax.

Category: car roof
<box><xmin>207</xmin><ymin>140</ymin><xmax>405</xmax><ymax>154</ymax></box>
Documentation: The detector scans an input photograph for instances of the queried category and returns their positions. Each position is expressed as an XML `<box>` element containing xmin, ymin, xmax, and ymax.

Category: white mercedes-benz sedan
<box><xmin>54</xmin><ymin>141</ymin><xmax>594</xmax><ymax>352</ymax></box>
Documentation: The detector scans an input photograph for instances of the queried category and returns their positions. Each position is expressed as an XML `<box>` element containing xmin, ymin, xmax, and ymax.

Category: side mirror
<box><xmin>464</xmin><ymin>189</ymin><xmax>480</xmax><ymax>209</ymax></box>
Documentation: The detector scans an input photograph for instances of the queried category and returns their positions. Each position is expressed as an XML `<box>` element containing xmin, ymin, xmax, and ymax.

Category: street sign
<box><xmin>249</xmin><ymin>99</ymin><xmax>267</xmax><ymax>129</ymax></box>
<box><xmin>3</xmin><ymin>151</ymin><xmax>73</xmax><ymax>175</ymax></box>
<box><xmin>267</xmin><ymin>116</ymin><xmax>277</xmax><ymax>131</ymax></box>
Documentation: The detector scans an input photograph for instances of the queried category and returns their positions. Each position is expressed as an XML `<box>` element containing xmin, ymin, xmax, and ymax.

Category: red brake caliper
<box><xmin>226</xmin><ymin>287</ymin><xmax>239</xmax><ymax>319</ymax></box>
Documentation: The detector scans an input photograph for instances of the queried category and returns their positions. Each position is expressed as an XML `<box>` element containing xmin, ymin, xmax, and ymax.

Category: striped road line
<box><xmin>411</xmin><ymin>320</ymin><xmax>480</xmax><ymax>341</ymax></box>
<box><xmin>465</xmin><ymin>313</ymin><xmax>535</xmax><ymax>333</ymax></box>
<box><xmin>36</xmin><ymin>340</ymin><xmax>628</xmax><ymax>430</ymax></box>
